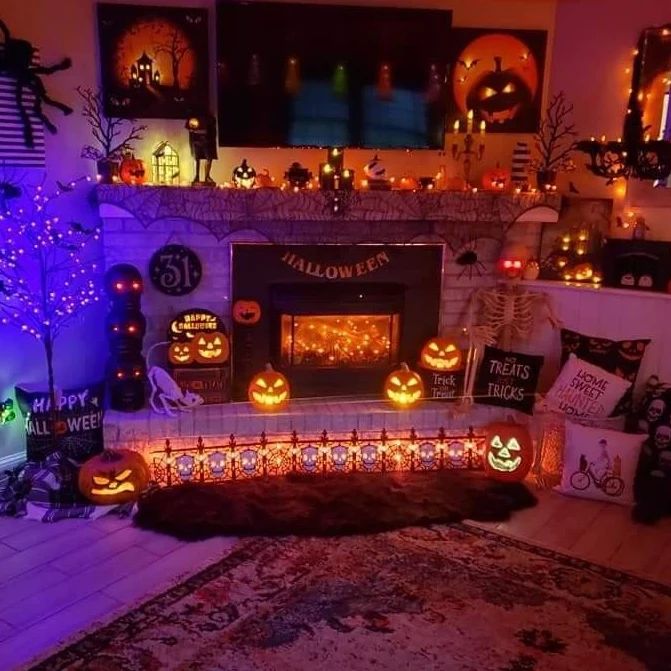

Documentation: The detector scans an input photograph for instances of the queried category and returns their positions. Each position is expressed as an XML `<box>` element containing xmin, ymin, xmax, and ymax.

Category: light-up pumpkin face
<box><xmin>420</xmin><ymin>337</ymin><xmax>463</xmax><ymax>372</ymax></box>
<box><xmin>119</xmin><ymin>154</ymin><xmax>146</xmax><ymax>185</ymax></box>
<box><xmin>484</xmin><ymin>422</ymin><xmax>533</xmax><ymax>482</ymax></box>
<box><xmin>482</xmin><ymin>165</ymin><xmax>510</xmax><ymax>191</ymax></box>
<box><xmin>193</xmin><ymin>331</ymin><xmax>229</xmax><ymax>364</ymax></box>
<box><xmin>384</xmin><ymin>363</ymin><xmax>424</xmax><ymax>408</ymax></box>
<box><xmin>232</xmin><ymin>299</ymin><xmax>261</xmax><ymax>325</ymax></box>
<box><xmin>78</xmin><ymin>449</ymin><xmax>150</xmax><ymax>505</ymax></box>
<box><xmin>168</xmin><ymin>342</ymin><xmax>194</xmax><ymax>366</ymax></box>
<box><xmin>248</xmin><ymin>364</ymin><xmax>290</xmax><ymax>410</ymax></box>
<box><xmin>232</xmin><ymin>159</ymin><xmax>256</xmax><ymax>189</ymax></box>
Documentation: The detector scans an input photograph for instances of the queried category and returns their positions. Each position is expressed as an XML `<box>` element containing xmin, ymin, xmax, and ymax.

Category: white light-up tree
<box><xmin>0</xmin><ymin>177</ymin><xmax>102</xmax><ymax>439</ymax></box>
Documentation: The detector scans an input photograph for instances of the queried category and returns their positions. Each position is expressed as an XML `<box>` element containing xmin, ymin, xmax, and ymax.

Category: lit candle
<box><xmin>479</xmin><ymin>120</ymin><xmax>486</xmax><ymax>135</ymax></box>
<box><xmin>453</xmin><ymin>119</ymin><xmax>460</xmax><ymax>134</ymax></box>
<box><xmin>600</xmin><ymin>134</ymin><xmax>606</xmax><ymax>143</ymax></box>
<box><xmin>467</xmin><ymin>110</ymin><xmax>474</xmax><ymax>133</ymax></box>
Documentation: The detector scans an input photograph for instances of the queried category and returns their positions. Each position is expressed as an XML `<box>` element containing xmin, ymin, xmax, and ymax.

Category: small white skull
<box><xmin>654</xmin><ymin>425</ymin><xmax>671</xmax><ymax>451</ymax></box>
<box><xmin>301</xmin><ymin>445</ymin><xmax>319</xmax><ymax>472</ymax></box>
<box><xmin>360</xmin><ymin>443</ymin><xmax>378</xmax><ymax>470</ymax></box>
<box><xmin>239</xmin><ymin>448</ymin><xmax>258</xmax><ymax>475</ymax></box>
<box><xmin>419</xmin><ymin>442</ymin><xmax>436</xmax><ymax>467</ymax></box>
<box><xmin>331</xmin><ymin>444</ymin><xmax>349</xmax><ymax>470</ymax></box>
<box><xmin>208</xmin><ymin>451</ymin><xmax>226</xmax><ymax>477</ymax></box>
<box><xmin>647</xmin><ymin>398</ymin><xmax>666</xmax><ymax>424</ymax></box>
<box><xmin>176</xmin><ymin>454</ymin><xmax>195</xmax><ymax>481</ymax></box>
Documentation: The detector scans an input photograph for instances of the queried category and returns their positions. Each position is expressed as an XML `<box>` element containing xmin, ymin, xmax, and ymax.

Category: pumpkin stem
<box><xmin>100</xmin><ymin>449</ymin><xmax>124</xmax><ymax>463</ymax></box>
<box><xmin>494</xmin><ymin>56</ymin><xmax>503</xmax><ymax>73</ymax></box>
<box><xmin>264</xmin><ymin>363</ymin><xmax>275</xmax><ymax>372</ymax></box>
<box><xmin>399</xmin><ymin>362</ymin><xmax>410</xmax><ymax>372</ymax></box>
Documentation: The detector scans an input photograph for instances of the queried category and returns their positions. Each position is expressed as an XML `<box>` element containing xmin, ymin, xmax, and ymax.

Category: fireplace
<box><xmin>232</xmin><ymin>244</ymin><xmax>443</xmax><ymax>399</ymax></box>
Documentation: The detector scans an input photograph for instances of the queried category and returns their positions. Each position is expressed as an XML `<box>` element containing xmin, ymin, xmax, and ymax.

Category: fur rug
<box><xmin>134</xmin><ymin>470</ymin><xmax>537</xmax><ymax>539</ymax></box>
<box><xmin>28</xmin><ymin>525</ymin><xmax>671</xmax><ymax>671</ymax></box>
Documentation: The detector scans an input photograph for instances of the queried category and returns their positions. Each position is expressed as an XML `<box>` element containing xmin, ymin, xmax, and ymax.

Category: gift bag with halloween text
<box><xmin>15</xmin><ymin>382</ymin><xmax>105</xmax><ymax>462</ymax></box>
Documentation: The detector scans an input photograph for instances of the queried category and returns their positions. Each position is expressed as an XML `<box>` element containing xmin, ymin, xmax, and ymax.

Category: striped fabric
<box><xmin>511</xmin><ymin>141</ymin><xmax>530</xmax><ymax>184</ymax></box>
<box><xmin>0</xmin><ymin>49</ymin><xmax>46</xmax><ymax>168</ymax></box>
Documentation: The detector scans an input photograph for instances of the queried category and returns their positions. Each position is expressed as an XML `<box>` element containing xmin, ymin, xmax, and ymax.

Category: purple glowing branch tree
<box><xmin>0</xmin><ymin>177</ymin><xmax>102</xmax><ymax>429</ymax></box>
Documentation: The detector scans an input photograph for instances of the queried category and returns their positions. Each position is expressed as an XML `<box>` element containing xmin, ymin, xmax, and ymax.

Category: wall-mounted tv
<box><xmin>216</xmin><ymin>1</ymin><xmax>453</xmax><ymax>149</ymax></box>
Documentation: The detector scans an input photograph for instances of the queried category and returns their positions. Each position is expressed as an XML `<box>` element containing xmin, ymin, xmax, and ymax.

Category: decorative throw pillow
<box><xmin>473</xmin><ymin>346</ymin><xmax>544</xmax><ymax>415</ymax></box>
<box><xmin>560</xmin><ymin>328</ymin><xmax>650</xmax><ymax>415</ymax></box>
<box><xmin>545</xmin><ymin>355</ymin><xmax>632</xmax><ymax>419</ymax></box>
<box><xmin>556</xmin><ymin>421</ymin><xmax>645</xmax><ymax>505</ymax></box>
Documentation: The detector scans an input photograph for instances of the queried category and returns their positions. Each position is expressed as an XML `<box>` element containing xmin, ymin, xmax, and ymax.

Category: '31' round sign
<box><xmin>148</xmin><ymin>245</ymin><xmax>202</xmax><ymax>296</ymax></box>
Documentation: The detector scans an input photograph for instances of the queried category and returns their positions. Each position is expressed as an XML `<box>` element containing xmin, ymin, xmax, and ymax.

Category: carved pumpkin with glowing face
<box><xmin>484</xmin><ymin>421</ymin><xmax>533</xmax><ymax>482</ymax></box>
<box><xmin>232</xmin><ymin>159</ymin><xmax>256</xmax><ymax>189</ymax></box>
<box><xmin>384</xmin><ymin>363</ymin><xmax>424</xmax><ymax>408</ymax></box>
<box><xmin>78</xmin><ymin>449</ymin><xmax>150</xmax><ymax>505</ymax></box>
<box><xmin>193</xmin><ymin>331</ymin><xmax>229</xmax><ymax>365</ymax></box>
<box><xmin>168</xmin><ymin>342</ymin><xmax>194</xmax><ymax>366</ymax></box>
<box><xmin>482</xmin><ymin>165</ymin><xmax>510</xmax><ymax>191</ymax></box>
<box><xmin>248</xmin><ymin>364</ymin><xmax>290</xmax><ymax>410</ymax></box>
<box><xmin>420</xmin><ymin>337</ymin><xmax>463</xmax><ymax>371</ymax></box>
<box><xmin>232</xmin><ymin>299</ymin><xmax>261</xmax><ymax>325</ymax></box>
<box><xmin>119</xmin><ymin>154</ymin><xmax>146</xmax><ymax>185</ymax></box>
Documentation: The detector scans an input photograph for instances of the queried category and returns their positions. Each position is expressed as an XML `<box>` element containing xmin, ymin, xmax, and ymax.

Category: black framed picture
<box><xmin>97</xmin><ymin>4</ymin><xmax>210</xmax><ymax>119</ymax></box>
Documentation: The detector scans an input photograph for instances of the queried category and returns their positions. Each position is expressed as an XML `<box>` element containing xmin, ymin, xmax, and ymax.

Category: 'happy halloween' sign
<box><xmin>281</xmin><ymin>249</ymin><xmax>391</xmax><ymax>279</ymax></box>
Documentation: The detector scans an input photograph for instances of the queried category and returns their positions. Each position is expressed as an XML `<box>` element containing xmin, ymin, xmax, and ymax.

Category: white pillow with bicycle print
<box><xmin>556</xmin><ymin>421</ymin><xmax>645</xmax><ymax>505</ymax></box>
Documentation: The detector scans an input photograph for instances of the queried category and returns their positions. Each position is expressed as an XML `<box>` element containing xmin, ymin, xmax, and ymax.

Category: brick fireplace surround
<box><xmin>97</xmin><ymin>185</ymin><xmax>560</xmax><ymax>453</ymax></box>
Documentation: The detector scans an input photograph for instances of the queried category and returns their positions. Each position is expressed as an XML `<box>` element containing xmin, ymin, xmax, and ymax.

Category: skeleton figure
<box><xmin>301</xmin><ymin>445</ymin><xmax>319</xmax><ymax>472</ymax></box>
<box><xmin>208</xmin><ymin>451</ymin><xmax>226</xmax><ymax>478</ymax></box>
<box><xmin>176</xmin><ymin>454</ymin><xmax>195</xmax><ymax>482</ymax></box>
<box><xmin>418</xmin><ymin>442</ymin><xmax>436</xmax><ymax>468</ymax></box>
<box><xmin>360</xmin><ymin>444</ymin><xmax>378</xmax><ymax>471</ymax></box>
<box><xmin>0</xmin><ymin>20</ymin><xmax>73</xmax><ymax>147</ymax></box>
<box><xmin>148</xmin><ymin>367</ymin><xmax>204</xmax><ymax>417</ymax></box>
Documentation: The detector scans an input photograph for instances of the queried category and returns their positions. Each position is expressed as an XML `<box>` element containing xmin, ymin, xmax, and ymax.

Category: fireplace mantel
<box><xmin>97</xmin><ymin>185</ymin><xmax>560</xmax><ymax>233</ymax></box>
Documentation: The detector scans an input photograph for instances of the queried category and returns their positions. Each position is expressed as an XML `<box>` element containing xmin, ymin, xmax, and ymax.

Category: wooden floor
<box><xmin>0</xmin><ymin>489</ymin><xmax>670</xmax><ymax>670</ymax></box>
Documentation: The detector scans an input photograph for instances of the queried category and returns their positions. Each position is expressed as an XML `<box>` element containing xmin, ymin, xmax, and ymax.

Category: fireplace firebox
<box><xmin>232</xmin><ymin>244</ymin><xmax>443</xmax><ymax>400</ymax></box>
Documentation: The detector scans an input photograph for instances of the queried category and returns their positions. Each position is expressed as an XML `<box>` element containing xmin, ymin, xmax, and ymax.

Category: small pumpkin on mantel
<box><xmin>119</xmin><ymin>152</ymin><xmax>146</xmax><ymax>185</ymax></box>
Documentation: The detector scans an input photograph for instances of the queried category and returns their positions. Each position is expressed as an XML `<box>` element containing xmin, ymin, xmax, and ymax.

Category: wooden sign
<box><xmin>149</xmin><ymin>244</ymin><xmax>202</xmax><ymax>296</ymax></box>
<box><xmin>419</xmin><ymin>369</ymin><xmax>465</xmax><ymax>401</ymax></box>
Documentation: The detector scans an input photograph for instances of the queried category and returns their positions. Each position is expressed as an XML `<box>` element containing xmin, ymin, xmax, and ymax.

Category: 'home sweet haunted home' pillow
<box><xmin>545</xmin><ymin>355</ymin><xmax>631</xmax><ymax>419</ymax></box>
<box><xmin>474</xmin><ymin>346</ymin><xmax>544</xmax><ymax>415</ymax></box>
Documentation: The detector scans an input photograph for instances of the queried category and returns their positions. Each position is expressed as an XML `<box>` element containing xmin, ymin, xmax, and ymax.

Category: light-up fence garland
<box><xmin>150</xmin><ymin>427</ymin><xmax>485</xmax><ymax>487</ymax></box>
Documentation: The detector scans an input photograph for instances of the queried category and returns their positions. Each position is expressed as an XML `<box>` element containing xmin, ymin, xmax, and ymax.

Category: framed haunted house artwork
<box><xmin>97</xmin><ymin>4</ymin><xmax>209</xmax><ymax>119</ymax></box>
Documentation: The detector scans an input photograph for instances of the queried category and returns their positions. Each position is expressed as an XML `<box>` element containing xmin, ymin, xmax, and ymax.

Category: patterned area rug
<box><xmin>29</xmin><ymin>525</ymin><xmax>671</xmax><ymax>671</ymax></box>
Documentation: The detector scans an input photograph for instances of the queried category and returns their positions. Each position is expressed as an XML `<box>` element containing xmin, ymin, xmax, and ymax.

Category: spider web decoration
<box><xmin>0</xmin><ymin>49</ymin><xmax>45</xmax><ymax>167</ymax></box>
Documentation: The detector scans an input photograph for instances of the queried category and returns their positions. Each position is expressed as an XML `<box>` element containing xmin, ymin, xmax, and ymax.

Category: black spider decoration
<box><xmin>0</xmin><ymin>20</ymin><xmax>73</xmax><ymax>148</ymax></box>
<box><xmin>455</xmin><ymin>240</ymin><xmax>487</xmax><ymax>279</ymax></box>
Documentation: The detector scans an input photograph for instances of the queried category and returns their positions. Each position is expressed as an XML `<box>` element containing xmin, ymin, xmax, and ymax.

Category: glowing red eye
<box><xmin>131</xmin><ymin>282</ymin><xmax>141</xmax><ymax>290</ymax></box>
<box><xmin>513</xmin><ymin>261</ymin><xmax>522</xmax><ymax>269</ymax></box>
<box><xmin>128</xmin><ymin>325</ymin><xmax>136</xmax><ymax>333</ymax></box>
<box><xmin>112</xmin><ymin>326</ymin><xmax>119</xmax><ymax>332</ymax></box>
<box><xmin>503</xmin><ymin>260</ymin><xmax>513</xmax><ymax>268</ymax></box>
<box><xmin>116</xmin><ymin>371</ymin><xmax>124</xmax><ymax>379</ymax></box>
<box><xmin>133</xmin><ymin>369</ymin><xmax>142</xmax><ymax>377</ymax></box>
<box><xmin>115</xmin><ymin>282</ymin><xmax>124</xmax><ymax>290</ymax></box>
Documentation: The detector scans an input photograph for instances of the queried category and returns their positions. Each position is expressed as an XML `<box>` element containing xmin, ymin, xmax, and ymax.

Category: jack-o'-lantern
<box><xmin>254</xmin><ymin>169</ymin><xmax>274</xmax><ymax>188</ymax></box>
<box><xmin>453</xmin><ymin>34</ymin><xmax>539</xmax><ymax>130</ymax></box>
<box><xmin>497</xmin><ymin>242</ymin><xmax>528</xmax><ymax>280</ymax></box>
<box><xmin>248</xmin><ymin>364</ymin><xmax>290</xmax><ymax>410</ymax></box>
<box><xmin>484</xmin><ymin>421</ymin><xmax>533</xmax><ymax>482</ymax></box>
<box><xmin>573</xmin><ymin>263</ymin><xmax>594</xmax><ymax>282</ymax></box>
<box><xmin>193</xmin><ymin>331</ymin><xmax>229</xmax><ymax>364</ymax></box>
<box><xmin>119</xmin><ymin>153</ymin><xmax>146</xmax><ymax>185</ymax></box>
<box><xmin>420</xmin><ymin>337</ymin><xmax>463</xmax><ymax>371</ymax></box>
<box><xmin>232</xmin><ymin>159</ymin><xmax>256</xmax><ymax>189</ymax></box>
<box><xmin>79</xmin><ymin>449</ymin><xmax>150</xmax><ymax>505</ymax></box>
<box><xmin>104</xmin><ymin>264</ymin><xmax>143</xmax><ymax>299</ymax></box>
<box><xmin>482</xmin><ymin>165</ymin><xmax>510</xmax><ymax>191</ymax></box>
<box><xmin>232</xmin><ymin>299</ymin><xmax>261</xmax><ymax>325</ymax></box>
<box><xmin>398</xmin><ymin>175</ymin><xmax>419</xmax><ymax>191</ymax></box>
<box><xmin>384</xmin><ymin>362</ymin><xmax>424</xmax><ymax>408</ymax></box>
<box><xmin>168</xmin><ymin>342</ymin><xmax>194</xmax><ymax>366</ymax></box>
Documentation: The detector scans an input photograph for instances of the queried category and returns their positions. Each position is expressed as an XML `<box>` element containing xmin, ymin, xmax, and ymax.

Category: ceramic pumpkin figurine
<box><xmin>419</xmin><ymin>337</ymin><xmax>463</xmax><ymax>371</ymax></box>
<box><xmin>168</xmin><ymin>341</ymin><xmax>194</xmax><ymax>366</ymax></box>
<box><xmin>482</xmin><ymin>165</ymin><xmax>510</xmax><ymax>191</ymax></box>
<box><xmin>248</xmin><ymin>364</ymin><xmax>290</xmax><ymax>410</ymax></box>
<box><xmin>78</xmin><ymin>449</ymin><xmax>150</xmax><ymax>505</ymax></box>
<box><xmin>398</xmin><ymin>175</ymin><xmax>419</xmax><ymax>191</ymax></box>
<box><xmin>193</xmin><ymin>331</ymin><xmax>229</xmax><ymax>364</ymax></box>
<box><xmin>232</xmin><ymin>159</ymin><xmax>256</xmax><ymax>189</ymax></box>
<box><xmin>484</xmin><ymin>421</ymin><xmax>533</xmax><ymax>482</ymax></box>
<box><xmin>232</xmin><ymin>299</ymin><xmax>261</xmax><ymax>325</ymax></box>
<box><xmin>119</xmin><ymin>152</ymin><xmax>146</xmax><ymax>185</ymax></box>
<box><xmin>384</xmin><ymin>362</ymin><xmax>424</xmax><ymax>408</ymax></box>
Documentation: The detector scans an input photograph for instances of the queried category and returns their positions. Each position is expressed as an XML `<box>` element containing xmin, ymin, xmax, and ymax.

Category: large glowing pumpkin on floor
<box><xmin>484</xmin><ymin>421</ymin><xmax>533</xmax><ymax>482</ymax></box>
<box><xmin>79</xmin><ymin>449</ymin><xmax>150</xmax><ymax>505</ymax></box>
<box><xmin>419</xmin><ymin>337</ymin><xmax>463</xmax><ymax>372</ymax></box>
<box><xmin>384</xmin><ymin>362</ymin><xmax>424</xmax><ymax>408</ymax></box>
<box><xmin>248</xmin><ymin>364</ymin><xmax>290</xmax><ymax>411</ymax></box>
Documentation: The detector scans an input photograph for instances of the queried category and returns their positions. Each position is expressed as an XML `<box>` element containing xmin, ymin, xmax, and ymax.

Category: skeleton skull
<box><xmin>239</xmin><ymin>448</ymin><xmax>258</xmax><ymax>475</ymax></box>
<box><xmin>419</xmin><ymin>442</ymin><xmax>436</xmax><ymax>467</ymax></box>
<box><xmin>654</xmin><ymin>425</ymin><xmax>671</xmax><ymax>451</ymax></box>
<box><xmin>208</xmin><ymin>451</ymin><xmax>226</xmax><ymax>477</ymax></box>
<box><xmin>360</xmin><ymin>443</ymin><xmax>378</xmax><ymax>470</ymax></box>
<box><xmin>331</xmin><ymin>444</ymin><xmax>349</xmax><ymax>471</ymax></box>
<box><xmin>301</xmin><ymin>445</ymin><xmax>319</xmax><ymax>472</ymax></box>
<box><xmin>647</xmin><ymin>398</ymin><xmax>666</xmax><ymax>424</ymax></box>
<box><xmin>176</xmin><ymin>454</ymin><xmax>195</xmax><ymax>481</ymax></box>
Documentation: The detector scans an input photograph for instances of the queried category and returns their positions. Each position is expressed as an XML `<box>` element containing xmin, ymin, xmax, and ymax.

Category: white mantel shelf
<box><xmin>96</xmin><ymin>184</ymin><xmax>560</xmax><ymax>228</ymax></box>
<box><xmin>525</xmin><ymin>279</ymin><xmax>671</xmax><ymax>301</ymax></box>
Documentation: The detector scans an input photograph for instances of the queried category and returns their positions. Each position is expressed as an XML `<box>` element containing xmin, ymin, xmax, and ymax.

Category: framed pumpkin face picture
<box><xmin>448</xmin><ymin>28</ymin><xmax>547</xmax><ymax>133</ymax></box>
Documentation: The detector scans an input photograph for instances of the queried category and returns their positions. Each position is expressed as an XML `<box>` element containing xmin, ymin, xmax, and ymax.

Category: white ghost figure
<box><xmin>239</xmin><ymin>448</ymin><xmax>258</xmax><ymax>475</ymax></box>
<box><xmin>360</xmin><ymin>443</ymin><xmax>378</xmax><ymax>470</ymax></box>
